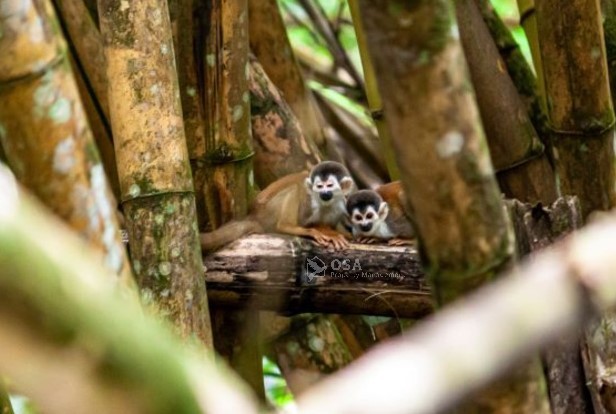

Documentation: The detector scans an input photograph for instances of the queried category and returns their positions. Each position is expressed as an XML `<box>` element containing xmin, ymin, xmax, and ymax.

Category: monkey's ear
<box><xmin>378</xmin><ymin>202</ymin><xmax>389</xmax><ymax>220</ymax></box>
<box><xmin>340</xmin><ymin>176</ymin><xmax>354</xmax><ymax>195</ymax></box>
<box><xmin>305</xmin><ymin>177</ymin><xmax>313</xmax><ymax>190</ymax></box>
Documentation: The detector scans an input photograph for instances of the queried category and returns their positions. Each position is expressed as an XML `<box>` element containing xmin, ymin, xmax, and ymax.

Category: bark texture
<box><xmin>359</xmin><ymin>2</ymin><xmax>549</xmax><ymax>413</ymax></box>
<box><xmin>248</xmin><ymin>54</ymin><xmax>321</xmax><ymax>187</ymax></box>
<box><xmin>204</xmin><ymin>234</ymin><xmax>432</xmax><ymax>318</ymax></box>
<box><xmin>98</xmin><ymin>0</ymin><xmax>212</xmax><ymax>346</ymax></box>
<box><xmin>0</xmin><ymin>0</ymin><xmax>132</xmax><ymax>287</ymax></box>
<box><xmin>248</xmin><ymin>0</ymin><xmax>326</xmax><ymax>150</ymax></box>
<box><xmin>456</xmin><ymin>0</ymin><xmax>544</xmax><ymax>172</ymax></box>
<box><xmin>537</xmin><ymin>0</ymin><xmax>616</xmax><ymax>217</ymax></box>
<box><xmin>359</xmin><ymin>0</ymin><xmax>513</xmax><ymax>304</ymax></box>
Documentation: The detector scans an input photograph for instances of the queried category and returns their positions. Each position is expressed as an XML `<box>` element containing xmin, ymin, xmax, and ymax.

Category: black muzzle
<box><xmin>360</xmin><ymin>223</ymin><xmax>373</xmax><ymax>232</ymax></box>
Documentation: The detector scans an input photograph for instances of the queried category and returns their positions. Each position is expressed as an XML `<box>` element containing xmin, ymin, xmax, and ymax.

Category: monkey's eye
<box><xmin>354</xmin><ymin>214</ymin><xmax>362</xmax><ymax>221</ymax></box>
<box><xmin>316</xmin><ymin>183</ymin><xmax>323</xmax><ymax>189</ymax></box>
<box><xmin>366</xmin><ymin>212</ymin><xmax>374</xmax><ymax>219</ymax></box>
<box><xmin>326</xmin><ymin>183</ymin><xmax>333</xmax><ymax>188</ymax></box>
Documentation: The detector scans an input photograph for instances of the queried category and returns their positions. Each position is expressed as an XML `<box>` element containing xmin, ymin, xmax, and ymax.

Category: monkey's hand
<box><xmin>388</xmin><ymin>238</ymin><xmax>413</xmax><ymax>246</ymax></box>
<box><xmin>310</xmin><ymin>227</ymin><xmax>349</xmax><ymax>250</ymax></box>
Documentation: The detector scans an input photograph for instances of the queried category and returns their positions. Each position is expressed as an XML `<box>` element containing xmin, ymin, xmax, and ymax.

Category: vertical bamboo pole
<box><xmin>517</xmin><ymin>0</ymin><xmax>547</xmax><ymax>111</ymax></box>
<box><xmin>536</xmin><ymin>0</ymin><xmax>616</xmax><ymax>217</ymax></box>
<box><xmin>0</xmin><ymin>0</ymin><xmax>133</xmax><ymax>288</ymax></box>
<box><xmin>348</xmin><ymin>0</ymin><xmax>399</xmax><ymax>180</ymax></box>
<box><xmin>196</xmin><ymin>0</ymin><xmax>262</xmax><ymax>396</ymax></box>
<box><xmin>98</xmin><ymin>0</ymin><xmax>213</xmax><ymax>347</ymax></box>
<box><xmin>358</xmin><ymin>1</ymin><xmax>550</xmax><ymax>412</ymax></box>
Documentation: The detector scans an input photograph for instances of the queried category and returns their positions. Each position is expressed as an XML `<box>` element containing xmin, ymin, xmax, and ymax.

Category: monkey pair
<box><xmin>200</xmin><ymin>161</ymin><xmax>414</xmax><ymax>251</ymax></box>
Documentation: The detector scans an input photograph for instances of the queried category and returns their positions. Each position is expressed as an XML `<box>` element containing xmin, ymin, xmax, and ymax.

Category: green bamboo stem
<box><xmin>0</xmin><ymin>166</ymin><xmax>258</xmax><ymax>414</ymax></box>
<box><xmin>348</xmin><ymin>0</ymin><xmax>399</xmax><ymax>180</ymax></box>
<box><xmin>517</xmin><ymin>0</ymin><xmax>547</xmax><ymax>112</ymax></box>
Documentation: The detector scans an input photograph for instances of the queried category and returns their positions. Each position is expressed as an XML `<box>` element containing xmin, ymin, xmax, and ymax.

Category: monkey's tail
<box><xmin>200</xmin><ymin>219</ymin><xmax>263</xmax><ymax>252</ymax></box>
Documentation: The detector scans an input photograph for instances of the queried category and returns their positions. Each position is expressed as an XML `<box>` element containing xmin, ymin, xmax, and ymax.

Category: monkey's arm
<box><xmin>276</xmin><ymin>191</ymin><xmax>348</xmax><ymax>250</ymax></box>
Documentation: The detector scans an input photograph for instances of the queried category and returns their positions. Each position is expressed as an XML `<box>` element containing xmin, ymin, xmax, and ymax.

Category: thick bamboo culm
<box><xmin>0</xmin><ymin>0</ymin><xmax>133</xmax><ymax>288</ymax></box>
<box><xmin>98</xmin><ymin>0</ymin><xmax>213</xmax><ymax>347</ymax></box>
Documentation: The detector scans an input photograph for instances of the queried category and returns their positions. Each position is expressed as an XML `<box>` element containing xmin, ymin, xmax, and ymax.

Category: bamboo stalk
<box><xmin>98</xmin><ymin>0</ymin><xmax>213</xmax><ymax>347</ymax></box>
<box><xmin>358</xmin><ymin>0</ymin><xmax>513</xmax><ymax>304</ymax></box>
<box><xmin>358</xmin><ymin>2</ymin><xmax>550</xmax><ymax>412</ymax></box>
<box><xmin>196</xmin><ymin>0</ymin><xmax>254</xmax><ymax>228</ymax></box>
<box><xmin>52</xmin><ymin>0</ymin><xmax>120</xmax><ymax>199</ymax></box>
<box><xmin>0</xmin><ymin>165</ymin><xmax>258</xmax><ymax>414</ymax></box>
<box><xmin>248</xmin><ymin>0</ymin><xmax>326</xmax><ymax>151</ymax></box>
<box><xmin>602</xmin><ymin>0</ymin><xmax>616</xmax><ymax>108</ymax></box>
<box><xmin>456</xmin><ymin>0</ymin><xmax>544</xmax><ymax>172</ymax></box>
<box><xmin>69</xmin><ymin>55</ymin><xmax>120</xmax><ymax>200</ymax></box>
<box><xmin>0</xmin><ymin>0</ymin><xmax>133</xmax><ymax>288</ymax></box>
<box><xmin>348</xmin><ymin>0</ymin><xmax>399</xmax><ymax>180</ymax></box>
<box><xmin>52</xmin><ymin>0</ymin><xmax>109</xmax><ymax>118</ymax></box>
<box><xmin>272</xmin><ymin>315</ymin><xmax>354</xmax><ymax>395</ymax></box>
<box><xmin>536</xmin><ymin>0</ymin><xmax>616</xmax><ymax>217</ymax></box>
<box><xmin>195</xmin><ymin>0</ymin><xmax>261</xmax><ymax>396</ymax></box>
<box><xmin>517</xmin><ymin>0</ymin><xmax>547</xmax><ymax>111</ymax></box>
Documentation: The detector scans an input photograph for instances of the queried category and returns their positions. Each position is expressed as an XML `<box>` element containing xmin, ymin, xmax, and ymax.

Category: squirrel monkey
<box><xmin>345</xmin><ymin>181</ymin><xmax>415</xmax><ymax>246</ymax></box>
<box><xmin>200</xmin><ymin>161</ymin><xmax>355</xmax><ymax>251</ymax></box>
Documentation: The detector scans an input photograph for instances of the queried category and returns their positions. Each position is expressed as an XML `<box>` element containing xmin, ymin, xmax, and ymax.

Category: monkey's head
<box><xmin>305</xmin><ymin>161</ymin><xmax>355</xmax><ymax>205</ymax></box>
<box><xmin>346</xmin><ymin>190</ymin><xmax>389</xmax><ymax>235</ymax></box>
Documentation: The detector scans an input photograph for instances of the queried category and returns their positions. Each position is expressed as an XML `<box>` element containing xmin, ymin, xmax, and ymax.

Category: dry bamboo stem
<box><xmin>98</xmin><ymin>0</ymin><xmax>213</xmax><ymax>346</ymax></box>
<box><xmin>0</xmin><ymin>0</ymin><xmax>133</xmax><ymax>288</ymax></box>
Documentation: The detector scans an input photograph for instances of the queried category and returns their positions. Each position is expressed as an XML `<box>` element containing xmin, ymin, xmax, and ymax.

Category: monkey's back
<box><xmin>251</xmin><ymin>172</ymin><xmax>309</xmax><ymax>231</ymax></box>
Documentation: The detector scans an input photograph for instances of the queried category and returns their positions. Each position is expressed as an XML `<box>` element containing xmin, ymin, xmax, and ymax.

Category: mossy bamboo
<box><xmin>602</xmin><ymin>0</ymin><xmax>616</xmax><ymax>107</ymax></box>
<box><xmin>195</xmin><ymin>0</ymin><xmax>261</xmax><ymax>395</ymax></box>
<box><xmin>457</xmin><ymin>0</ymin><xmax>557</xmax><ymax>204</ymax></box>
<box><xmin>517</xmin><ymin>0</ymin><xmax>547</xmax><ymax>112</ymax></box>
<box><xmin>456</xmin><ymin>0</ymin><xmax>543</xmax><ymax>172</ymax></box>
<box><xmin>473</xmin><ymin>0</ymin><xmax>557</xmax><ymax>204</ymax></box>
<box><xmin>98</xmin><ymin>0</ymin><xmax>212</xmax><ymax>347</ymax></box>
<box><xmin>197</xmin><ymin>0</ymin><xmax>253</xmax><ymax>228</ymax></box>
<box><xmin>536</xmin><ymin>0</ymin><xmax>616</xmax><ymax>217</ymax></box>
<box><xmin>358</xmin><ymin>2</ymin><xmax>550</xmax><ymax>412</ymax></box>
<box><xmin>0</xmin><ymin>0</ymin><xmax>133</xmax><ymax>288</ymax></box>
<box><xmin>359</xmin><ymin>0</ymin><xmax>513</xmax><ymax>304</ymax></box>
<box><xmin>70</xmin><ymin>55</ymin><xmax>120</xmax><ymax>199</ymax></box>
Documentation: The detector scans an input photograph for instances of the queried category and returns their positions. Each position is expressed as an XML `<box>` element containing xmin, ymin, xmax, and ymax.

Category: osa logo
<box><xmin>305</xmin><ymin>256</ymin><xmax>327</xmax><ymax>282</ymax></box>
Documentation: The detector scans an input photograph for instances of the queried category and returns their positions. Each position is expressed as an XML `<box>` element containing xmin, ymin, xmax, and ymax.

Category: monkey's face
<box><xmin>346</xmin><ymin>190</ymin><xmax>389</xmax><ymax>237</ymax></box>
<box><xmin>349</xmin><ymin>203</ymin><xmax>388</xmax><ymax>235</ymax></box>
<box><xmin>306</xmin><ymin>174</ymin><xmax>353</xmax><ymax>205</ymax></box>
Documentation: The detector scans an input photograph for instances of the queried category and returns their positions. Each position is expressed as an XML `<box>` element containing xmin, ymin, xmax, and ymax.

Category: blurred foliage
<box><xmin>10</xmin><ymin>395</ymin><xmax>37</xmax><ymax>414</ymax></box>
<box><xmin>491</xmin><ymin>0</ymin><xmax>534</xmax><ymax>66</ymax></box>
<box><xmin>263</xmin><ymin>357</ymin><xmax>294</xmax><ymax>407</ymax></box>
